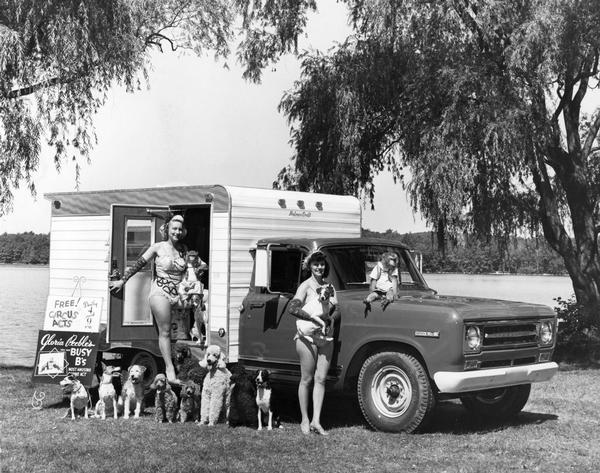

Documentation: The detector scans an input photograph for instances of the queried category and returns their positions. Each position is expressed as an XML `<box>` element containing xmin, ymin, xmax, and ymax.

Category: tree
<box><xmin>0</xmin><ymin>0</ymin><xmax>316</xmax><ymax>215</ymax></box>
<box><xmin>276</xmin><ymin>0</ymin><xmax>600</xmax><ymax>321</ymax></box>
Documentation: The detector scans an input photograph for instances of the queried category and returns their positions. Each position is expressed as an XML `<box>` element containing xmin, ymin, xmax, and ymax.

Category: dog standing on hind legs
<box><xmin>255</xmin><ymin>369</ymin><xmax>281</xmax><ymax>430</ymax></box>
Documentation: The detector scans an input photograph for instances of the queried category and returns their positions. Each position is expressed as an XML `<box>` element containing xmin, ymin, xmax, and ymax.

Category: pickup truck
<box><xmin>238</xmin><ymin>237</ymin><xmax>558</xmax><ymax>433</ymax></box>
<box><xmin>40</xmin><ymin>185</ymin><xmax>558</xmax><ymax>432</ymax></box>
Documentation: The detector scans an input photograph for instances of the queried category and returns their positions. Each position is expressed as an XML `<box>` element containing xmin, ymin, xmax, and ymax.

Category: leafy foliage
<box><xmin>553</xmin><ymin>296</ymin><xmax>600</xmax><ymax>364</ymax></box>
<box><xmin>0</xmin><ymin>232</ymin><xmax>49</xmax><ymax>263</ymax></box>
<box><xmin>0</xmin><ymin>0</ymin><xmax>318</xmax><ymax>215</ymax></box>
<box><xmin>362</xmin><ymin>228</ymin><xmax>566</xmax><ymax>275</ymax></box>
<box><xmin>277</xmin><ymin>0</ymin><xmax>600</xmax><ymax>320</ymax></box>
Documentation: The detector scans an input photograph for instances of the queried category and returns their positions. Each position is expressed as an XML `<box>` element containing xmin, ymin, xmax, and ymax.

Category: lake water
<box><xmin>0</xmin><ymin>265</ymin><xmax>574</xmax><ymax>367</ymax></box>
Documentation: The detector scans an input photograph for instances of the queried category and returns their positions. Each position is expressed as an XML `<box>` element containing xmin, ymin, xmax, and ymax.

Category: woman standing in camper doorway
<box><xmin>288</xmin><ymin>250</ymin><xmax>340</xmax><ymax>435</ymax></box>
<box><xmin>109</xmin><ymin>214</ymin><xmax>188</xmax><ymax>383</ymax></box>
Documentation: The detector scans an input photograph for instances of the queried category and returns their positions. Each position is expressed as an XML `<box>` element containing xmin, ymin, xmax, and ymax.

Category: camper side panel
<box><xmin>226</xmin><ymin>187</ymin><xmax>361</xmax><ymax>361</ymax></box>
<box><xmin>207</xmin><ymin>212</ymin><xmax>230</xmax><ymax>351</ymax></box>
<box><xmin>48</xmin><ymin>216</ymin><xmax>111</xmax><ymax>323</ymax></box>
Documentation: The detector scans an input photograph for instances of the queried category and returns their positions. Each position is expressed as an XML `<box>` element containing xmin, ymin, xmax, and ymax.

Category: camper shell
<box><xmin>44</xmin><ymin>184</ymin><xmax>361</xmax><ymax>367</ymax></box>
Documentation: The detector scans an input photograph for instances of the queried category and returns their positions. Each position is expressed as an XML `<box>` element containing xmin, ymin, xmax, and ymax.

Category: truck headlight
<box><xmin>465</xmin><ymin>325</ymin><xmax>481</xmax><ymax>352</ymax></box>
<box><xmin>539</xmin><ymin>321</ymin><xmax>553</xmax><ymax>346</ymax></box>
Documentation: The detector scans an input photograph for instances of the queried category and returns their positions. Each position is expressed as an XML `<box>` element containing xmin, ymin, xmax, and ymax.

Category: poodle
<box><xmin>198</xmin><ymin>345</ymin><xmax>231</xmax><ymax>426</ymax></box>
<box><xmin>227</xmin><ymin>363</ymin><xmax>258</xmax><ymax>428</ymax></box>
<box><xmin>172</xmin><ymin>344</ymin><xmax>201</xmax><ymax>381</ymax></box>
<box><xmin>151</xmin><ymin>373</ymin><xmax>179</xmax><ymax>423</ymax></box>
<box><xmin>179</xmin><ymin>379</ymin><xmax>201</xmax><ymax>423</ymax></box>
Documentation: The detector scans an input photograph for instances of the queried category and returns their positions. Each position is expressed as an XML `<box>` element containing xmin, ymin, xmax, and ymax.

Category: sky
<box><xmin>0</xmin><ymin>2</ymin><xmax>429</xmax><ymax>235</ymax></box>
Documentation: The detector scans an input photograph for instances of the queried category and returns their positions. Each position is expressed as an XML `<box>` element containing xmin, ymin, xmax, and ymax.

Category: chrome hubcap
<box><xmin>370</xmin><ymin>365</ymin><xmax>411</xmax><ymax>417</ymax></box>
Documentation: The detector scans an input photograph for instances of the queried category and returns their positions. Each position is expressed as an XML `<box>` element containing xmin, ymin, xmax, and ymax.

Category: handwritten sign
<box><xmin>43</xmin><ymin>297</ymin><xmax>103</xmax><ymax>332</ymax></box>
<box><xmin>32</xmin><ymin>331</ymin><xmax>100</xmax><ymax>386</ymax></box>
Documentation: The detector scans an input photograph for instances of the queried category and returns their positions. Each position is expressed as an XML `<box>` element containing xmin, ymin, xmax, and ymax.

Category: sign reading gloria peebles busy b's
<box><xmin>32</xmin><ymin>296</ymin><xmax>103</xmax><ymax>386</ymax></box>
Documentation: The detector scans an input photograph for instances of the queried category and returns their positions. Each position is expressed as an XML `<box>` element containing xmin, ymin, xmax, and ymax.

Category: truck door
<box><xmin>109</xmin><ymin>205</ymin><xmax>168</xmax><ymax>342</ymax></box>
<box><xmin>238</xmin><ymin>247</ymin><xmax>303</xmax><ymax>369</ymax></box>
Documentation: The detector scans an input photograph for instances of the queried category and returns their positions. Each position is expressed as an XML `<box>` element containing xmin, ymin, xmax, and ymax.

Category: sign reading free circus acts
<box><xmin>32</xmin><ymin>297</ymin><xmax>103</xmax><ymax>387</ymax></box>
<box><xmin>43</xmin><ymin>297</ymin><xmax>102</xmax><ymax>332</ymax></box>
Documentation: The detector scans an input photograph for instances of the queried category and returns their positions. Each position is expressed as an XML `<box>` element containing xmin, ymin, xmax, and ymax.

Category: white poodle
<box><xmin>198</xmin><ymin>345</ymin><xmax>231</xmax><ymax>426</ymax></box>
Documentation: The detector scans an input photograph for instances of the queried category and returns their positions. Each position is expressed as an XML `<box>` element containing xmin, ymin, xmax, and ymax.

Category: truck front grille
<box><xmin>481</xmin><ymin>322</ymin><xmax>538</xmax><ymax>349</ymax></box>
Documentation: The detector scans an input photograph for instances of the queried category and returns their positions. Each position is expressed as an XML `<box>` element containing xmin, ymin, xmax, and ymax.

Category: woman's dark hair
<box><xmin>302</xmin><ymin>250</ymin><xmax>330</xmax><ymax>278</ymax></box>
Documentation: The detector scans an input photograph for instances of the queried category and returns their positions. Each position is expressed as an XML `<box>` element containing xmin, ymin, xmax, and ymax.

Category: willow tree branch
<box><xmin>582</xmin><ymin>111</ymin><xmax>600</xmax><ymax>159</ymax></box>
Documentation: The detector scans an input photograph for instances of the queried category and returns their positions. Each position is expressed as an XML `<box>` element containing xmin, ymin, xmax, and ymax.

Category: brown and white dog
<box><xmin>95</xmin><ymin>365</ymin><xmax>120</xmax><ymax>420</ymax></box>
<box><xmin>118</xmin><ymin>364</ymin><xmax>146</xmax><ymax>419</ymax></box>
<box><xmin>59</xmin><ymin>374</ymin><xmax>90</xmax><ymax>420</ymax></box>
<box><xmin>255</xmin><ymin>369</ymin><xmax>280</xmax><ymax>430</ymax></box>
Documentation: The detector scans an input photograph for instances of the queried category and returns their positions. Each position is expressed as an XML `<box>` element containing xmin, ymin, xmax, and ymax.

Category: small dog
<box><xmin>60</xmin><ymin>374</ymin><xmax>90</xmax><ymax>420</ymax></box>
<box><xmin>118</xmin><ymin>364</ymin><xmax>146</xmax><ymax>419</ymax></box>
<box><xmin>255</xmin><ymin>369</ymin><xmax>280</xmax><ymax>430</ymax></box>
<box><xmin>95</xmin><ymin>364</ymin><xmax>120</xmax><ymax>420</ymax></box>
<box><xmin>151</xmin><ymin>374</ymin><xmax>179</xmax><ymax>423</ymax></box>
<box><xmin>198</xmin><ymin>345</ymin><xmax>231</xmax><ymax>426</ymax></box>
<box><xmin>172</xmin><ymin>344</ymin><xmax>201</xmax><ymax>382</ymax></box>
<box><xmin>297</xmin><ymin>283</ymin><xmax>336</xmax><ymax>344</ymax></box>
<box><xmin>227</xmin><ymin>364</ymin><xmax>258</xmax><ymax>428</ymax></box>
<box><xmin>179</xmin><ymin>379</ymin><xmax>201</xmax><ymax>423</ymax></box>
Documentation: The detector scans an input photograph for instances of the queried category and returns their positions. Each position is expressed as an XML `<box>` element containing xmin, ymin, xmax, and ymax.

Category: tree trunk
<box><xmin>436</xmin><ymin>217</ymin><xmax>446</xmax><ymax>258</ymax></box>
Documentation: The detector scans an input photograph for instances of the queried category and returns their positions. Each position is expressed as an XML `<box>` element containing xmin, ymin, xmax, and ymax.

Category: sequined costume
<box><xmin>149</xmin><ymin>242</ymin><xmax>187</xmax><ymax>305</ymax></box>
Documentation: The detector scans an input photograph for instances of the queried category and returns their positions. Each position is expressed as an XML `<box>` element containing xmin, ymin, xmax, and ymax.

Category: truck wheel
<box><xmin>357</xmin><ymin>351</ymin><xmax>434</xmax><ymax>433</ymax></box>
<box><xmin>125</xmin><ymin>351</ymin><xmax>159</xmax><ymax>393</ymax></box>
<box><xmin>460</xmin><ymin>384</ymin><xmax>531</xmax><ymax>420</ymax></box>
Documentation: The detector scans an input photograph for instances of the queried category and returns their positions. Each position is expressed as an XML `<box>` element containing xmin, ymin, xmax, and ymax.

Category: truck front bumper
<box><xmin>433</xmin><ymin>361</ymin><xmax>558</xmax><ymax>394</ymax></box>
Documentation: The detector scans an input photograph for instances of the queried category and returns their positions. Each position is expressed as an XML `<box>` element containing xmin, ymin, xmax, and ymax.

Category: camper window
<box><xmin>269</xmin><ymin>249</ymin><xmax>302</xmax><ymax>294</ymax></box>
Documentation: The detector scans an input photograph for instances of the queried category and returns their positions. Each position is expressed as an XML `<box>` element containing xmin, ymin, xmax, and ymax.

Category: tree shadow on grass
<box><xmin>424</xmin><ymin>400</ymin><xmax>558</xmax><ymax>435</ymax></box>
<box><xmin>274</xmin><ymin>390</ymin><xmax>558</xmax><ymax>434</ymax></box>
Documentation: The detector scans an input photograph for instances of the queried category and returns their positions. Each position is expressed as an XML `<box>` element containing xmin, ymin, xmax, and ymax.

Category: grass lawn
<box><xmin>1</xmin><ymin>366</ymin><xmax>599</xmax><ymax>473</ymax></box>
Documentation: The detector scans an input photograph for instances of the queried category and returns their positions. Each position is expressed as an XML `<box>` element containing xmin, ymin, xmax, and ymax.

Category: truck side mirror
<box><xmin>254</xmin><ymin>249</ymin><xmax>270</xmax><ymax>288</ymax></box>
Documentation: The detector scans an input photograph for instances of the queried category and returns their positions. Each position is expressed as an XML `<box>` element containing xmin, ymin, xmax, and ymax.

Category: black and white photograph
<box><xmin>1</xmin><ymin>1</ymin><xmax>599</xmax><ymax>472</ymax></box>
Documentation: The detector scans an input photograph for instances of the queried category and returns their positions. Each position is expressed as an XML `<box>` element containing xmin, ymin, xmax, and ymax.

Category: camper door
<box><xmin>109</xmin><ymin>205</ymin><xmax>168</xmax><ymax>341</ymax></box>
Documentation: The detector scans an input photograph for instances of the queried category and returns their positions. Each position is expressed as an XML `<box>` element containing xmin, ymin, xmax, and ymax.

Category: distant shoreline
<box><xmin>0</xmin><ymin>263</ymin><xmax>49</xmax><ymax>268</ymax></box>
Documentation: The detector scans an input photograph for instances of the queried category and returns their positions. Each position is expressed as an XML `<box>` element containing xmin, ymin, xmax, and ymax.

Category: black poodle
<box><xmin>227</xmin><ymin>363</ymin><xmax>258</xmax><ymax>428</ymax></box>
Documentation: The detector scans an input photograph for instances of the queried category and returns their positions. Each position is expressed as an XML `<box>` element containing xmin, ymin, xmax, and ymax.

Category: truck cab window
<box><xmin>269</xmin><ymin>249</ymin><xmax>302</xmax><ymax>294</ymax></box>
<box><xmin>326</xmin><ymin>245</ymin><xmax>425</xmax><ymax>290</ymax></box>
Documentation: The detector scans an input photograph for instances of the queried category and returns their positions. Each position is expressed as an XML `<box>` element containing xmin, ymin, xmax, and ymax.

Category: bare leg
<box><xmin>150</xmin><ymin>295</ymin><xmax>177</xmax><ymax>381</ymax></box>
<box><xmin>310</xmin><ymin>341</ymin><xmax>333</xmax><ymax>435</ymax></box>
<box><xmin>296</xmin><ymin>338</ymin><xmax>317</xmax><ymax>434</ymax></box>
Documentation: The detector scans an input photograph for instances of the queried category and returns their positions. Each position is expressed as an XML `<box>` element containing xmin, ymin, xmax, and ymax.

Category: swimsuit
<box><xmin>149</xmin><ymin>242</ymin><xmax>187</xmax><ymax>305</ymax></box>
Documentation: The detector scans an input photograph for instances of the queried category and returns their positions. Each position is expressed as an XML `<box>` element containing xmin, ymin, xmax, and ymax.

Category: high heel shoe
<box><xmin>300</xmin><ymin>421</ymin><xmax>310</xmax><ymax>435</ymax></box>
<box><xmin>310</xmin><ymin>423</ymin><xmax>329</xmax><ymax>436</ymax></box>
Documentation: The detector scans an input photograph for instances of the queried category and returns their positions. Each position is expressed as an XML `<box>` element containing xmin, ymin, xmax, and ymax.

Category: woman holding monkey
<box><xmin>288</xmin><ymin>250</ymin><xmax>340</xmax><ymax>435</ymax></box>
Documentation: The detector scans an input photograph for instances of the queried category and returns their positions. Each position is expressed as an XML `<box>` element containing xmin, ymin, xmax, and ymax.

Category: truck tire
<box><xmin>125</xmin><ymin>351</ymin><xmax>160</xmax><ymax>393</ymax></box>
<box><xmin>357</xmin><ymin>351</ymin><xmax>434</xmax><ymax>433</ymax></box>
<box><xmin>460</xmin><ymin>384</ymin><xmax>531</xmax><ymax>420</ymax></box>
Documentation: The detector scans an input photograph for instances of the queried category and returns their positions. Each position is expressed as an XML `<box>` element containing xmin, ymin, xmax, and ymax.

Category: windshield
<box><xmin>324</xmin><ymin>245</ymin><xmax>427</xmax><ymax>291</ymax></box>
